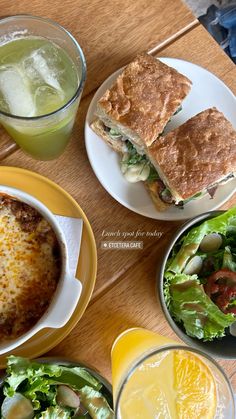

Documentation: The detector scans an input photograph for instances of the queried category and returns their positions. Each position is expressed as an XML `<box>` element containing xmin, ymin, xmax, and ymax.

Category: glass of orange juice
<box><xmin>111</xmin><ymin>328</ymin><xmax>235</xmax><ymax>418</ymax></box>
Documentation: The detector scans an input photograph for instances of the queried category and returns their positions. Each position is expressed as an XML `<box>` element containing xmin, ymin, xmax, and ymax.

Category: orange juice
<box><xmin>112</xmin><ymin>328</ymin><xmax>175</xmax><ymax>401</ymax></box>
<box><xmin>111</xmin><ymin>328</ymin><xmax>235</xmax><ymax>418</ymax></box>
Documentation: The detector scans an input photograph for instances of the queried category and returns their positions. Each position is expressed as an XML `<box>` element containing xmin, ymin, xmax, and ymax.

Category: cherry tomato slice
<box><xmin>204</xmin><ymin>269</ymin><xmax>236</xmax><ymax>314</ymax></box>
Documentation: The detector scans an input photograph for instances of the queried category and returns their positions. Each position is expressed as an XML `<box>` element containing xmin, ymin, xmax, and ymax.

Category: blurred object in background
<box><xmin>199</xmin><ymin>4</ymin><xmax>236</xmax><ymax>63</ymax></box>
<box><xmin>184</xmin><ymin>0</ymin><xmax>235</xmax><ymax>18</ymax></box>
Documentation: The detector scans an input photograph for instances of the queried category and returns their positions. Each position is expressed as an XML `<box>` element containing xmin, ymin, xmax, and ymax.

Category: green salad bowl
<box><xmin>157</xmin><ymin>210</ymin><xmax>236</xmax><ymax>359</ymax></box>
<box><xmin>0</xmin><ymin>357</ymin><xmax>113</xmax><ymax>417</ymax></box>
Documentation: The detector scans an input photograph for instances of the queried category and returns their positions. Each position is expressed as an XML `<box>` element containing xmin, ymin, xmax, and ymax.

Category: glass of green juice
<box><xmin>0</xmin><ymin>15</ymin><xmax>86</xmax><ymax>160</ymax></box>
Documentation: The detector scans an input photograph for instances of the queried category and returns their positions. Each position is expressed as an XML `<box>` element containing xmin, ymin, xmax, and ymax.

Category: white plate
<box><xmin>85</xmin><ymin>57</ymin><xmax>236</xmax><ymax>220</ymax></box>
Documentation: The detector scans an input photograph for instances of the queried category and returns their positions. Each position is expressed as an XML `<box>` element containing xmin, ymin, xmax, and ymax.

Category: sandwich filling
<box><xmin>147</xmin><ymin>172</ymin><xmax>235</xmax><ymax>208</ymax></box>
<box><xmin>98</xmin><ymin>105</ymin><xmax>236</xmax><ymax>210</ymax></box>
<box><xmin>102</xmin><ymin>107</ymin><xmax>183</xmax><ymax>183</ymax></box>
<box><xmin>104</xmin><ymin>124</ymin><xmax>234</xmax><ymax>208</ymax></box>
<box><xmin>104</xmin><ymin>125</ymin><xmax>158</xmax><ymax>182</ymax></box>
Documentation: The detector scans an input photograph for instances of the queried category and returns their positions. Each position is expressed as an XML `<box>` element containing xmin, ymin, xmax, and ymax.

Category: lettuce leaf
<box><xmin>80</xmin><ymin>386</ymin><xmax>114</xmax><ymax>419</ymax></box>
<box><xmin>4</xmin><ymin>356</ymin><xmax>102</xmax><ymax>410</ymax></box>
<box><xmin>167</xmin><ymin>207</ymin><xmax>236</xmax><ymax>274</ymax></box>
<box><xmin>38</xmin><ymin>406</ymin><xmax>71</xmax><ymax>418</ymax></box>
<box><xmin>2</xmin><ymin>357</ymin><xmax>114</xmax><ymax>418</ymax></box>
<box><xmin>222</xmin><ymin>246</ymin><xmax>236</xmax><ymax>271</ymax></box>
<box><xmin>168</xmin><ymin>274</ymin><xmax>235</xmax><ymax>341</ymax></box>
<box><xmin>5</xmin><ymin>356</ymin><xmax>101</xmax><ymax>390</ymax></box>
<box><xmin>164</xmin><ymin>207</ymin><xmax>236</xmax><ymax>341</ymax></box>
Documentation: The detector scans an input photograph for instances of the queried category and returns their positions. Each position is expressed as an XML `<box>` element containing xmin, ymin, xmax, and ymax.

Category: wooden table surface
<box><xmin>1</xmin><ymin>0</ymin><xmax>236</xmax><ymax>392</ymax></box>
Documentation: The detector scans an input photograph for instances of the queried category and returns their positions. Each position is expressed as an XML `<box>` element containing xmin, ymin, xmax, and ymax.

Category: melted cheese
<box><xmin>0</xmin><ymin>200</ymin><xmax>61</xmax><ymax>342</ymax></box>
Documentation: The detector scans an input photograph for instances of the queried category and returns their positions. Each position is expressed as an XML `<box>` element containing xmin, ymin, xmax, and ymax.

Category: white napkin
<box><xmin>55</xmin><ymin>215</ymin><xmax>83</xmax><ymax>275</ymax></box>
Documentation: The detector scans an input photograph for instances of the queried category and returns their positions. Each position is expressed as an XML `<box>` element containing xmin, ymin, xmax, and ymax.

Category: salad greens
<box><xmin>108</xmin><ymin>129</ymin><xmax>122</xmax><ymax>139</ymax></box>
<box><xmin>164</xmin><ymin>207</ymin><xmax>236</xmax><ymax>341</ymax></box>
<box><xmin>166</xmin><ymin>274</ymin><xmax>234</xmax><ymax>340</ymax></box>
<box><xmin>222</xmin><ymin>246</ymin><xmax>236</xmax><ymax>271</ymax></box>
<box><xmin>147</xmin><ymin>166</ymin><xmax>159</xmax><ymax>182</ymax></box>
<box><xmin>168</xmin><ymin>207</ymin><xmax>236</xmax><ymax>274</ymax></box>
<box><xmin>124</xmin><ymin>141</ymin><xmax>147</xmax><ymax>166</ymax></box>
<box><xmin>122</xmin><ymin>141</ymin><xmax>159</xmax><ymax>182</ymax></box>
<box><xmin>1</xmin><ymin>356</ymin><xmax>114</xmax><ymax>419</ymax></box>
<box><xmin>38</xmin><ymin>406</ymin><xmax>71</xmax><ymax>418</ymax></box>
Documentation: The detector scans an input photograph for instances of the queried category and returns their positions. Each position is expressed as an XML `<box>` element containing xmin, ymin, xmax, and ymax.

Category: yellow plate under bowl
<box><xmin>0</xmin><ymin>166</ymin><xmax>97</xmax><ymax>368</ymax></box>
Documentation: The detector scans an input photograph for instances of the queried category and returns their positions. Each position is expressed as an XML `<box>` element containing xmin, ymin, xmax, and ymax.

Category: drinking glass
<box><xmin>0</xmin><ymin>15</ymin><xmax>86</xmax><ymax>160</ymax></box>
<box><xmin>111</xmin><ymin>328</ymin><xmax>235</xmax><ymax>418</ymax></box>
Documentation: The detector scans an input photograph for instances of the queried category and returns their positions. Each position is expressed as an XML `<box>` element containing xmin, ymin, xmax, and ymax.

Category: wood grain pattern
<box><xmin>1</xmin><ymin>93</ymin><xmax>180</xmax><ymax>299</ymax></box>
<box><xmin>45</xmin><ymin>25</ymin><xmax>236</xmax><ymax>385</ymax></box>
<box><xmin>0</xmin><ymin>126</ymin><xmax>17</xmax><ymax>159</ymax></box>
<box><xmin>3</xmin><ymin>25</ymin><xmax>236</xmax><ymax>297</ymax></box>
<box><xmin>48</xmin><ymin>231</ymin><xmax>236</xmax><ymax>382</ymax></box>
<box><xmin>47</xmin><ymin>232</ymin><xmax>182</xmax><ymax>380</ymax></box>
<box><xmin>1</xmin><ymin>20</ymin><xmax>236</xmax><ymax>388</ymax></box>
<box><xmin>155</xmin><ymin>24</ymin><xmax>236</xmax><ymax>94</ymax></box>
<box><xmin>1</xmin><ymin>24</ymin><xmax>236</xmax><ymax>161</ymax></box>
<box><xmin>0</xmin><ymin>0</ymin><xmax>196</xmax><ymax>97</ymax></box>
<box><xmin>223</xmin><ymin>67</ymin><xmax>236</xmax><ymax>94</ymax></box>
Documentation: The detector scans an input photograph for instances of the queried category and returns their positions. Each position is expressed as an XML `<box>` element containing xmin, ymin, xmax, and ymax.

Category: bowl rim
<box><xmin>156</xmin><ymin>209</ymin><xmax>236</xmax><ymax>359</ymax></box>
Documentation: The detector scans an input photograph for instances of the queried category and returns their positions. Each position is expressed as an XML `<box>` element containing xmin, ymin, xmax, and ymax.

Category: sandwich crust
<box><xmin>97</xmin><ymin>54</ymin><xmax>192</xmax><ymax>147</ymax></box>
<box><xmin>148</xmin><ymin>108</ymin><xmax>236</xmax><ymax>200</ymax></box>
<box><xmin>90</xmin><ymin>119</ymin><xmax>127</xmax><ymax>154</ymax></box>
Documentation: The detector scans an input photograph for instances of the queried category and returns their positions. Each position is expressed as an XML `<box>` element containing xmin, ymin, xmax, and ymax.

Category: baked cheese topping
<box><xmin>0</xmin><ymin>195</ymin><xmax>61</xmax><ymax>342</ymax></box>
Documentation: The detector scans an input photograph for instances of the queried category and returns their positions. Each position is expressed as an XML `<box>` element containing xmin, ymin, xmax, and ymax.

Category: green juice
<box><xmin>0</xmin><ymin>37</ymin><xmax>79</xmax><ymax>159</ymax></box>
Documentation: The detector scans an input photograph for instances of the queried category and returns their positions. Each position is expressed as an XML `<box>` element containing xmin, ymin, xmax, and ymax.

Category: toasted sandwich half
<box><xmin>146</xmin><ymin>107</ymin><xmax>236</xmax><ymax>211</ymax></box>
<box><xmin>91</xmin><ymin>54</ymin><xmax>192</xmax><ymax>155</ymax></box>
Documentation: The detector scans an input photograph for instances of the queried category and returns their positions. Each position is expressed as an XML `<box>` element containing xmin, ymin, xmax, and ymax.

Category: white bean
<box><xmin>183</xmin><ymin>255</ymin><xmax>203</xmax><ymax>275</ymax></box>
<box><xmin>1</xmin><ymin>393</ymin><xmax>34</xmax><ymax>419</ymax></box>
<box><xmin>200</xmin><ymin>233</ymin><xmax>222</xmax><ymax>253</ymax></box>
<box><xmin>57</xmin><ymin>385</ymin><xmax>80</xmax><ymax>408</ymax></box>
<box><xmin>230</xmin><ymin>322</ymin><xmax>236</xmax><ymax>337</ymax></box>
